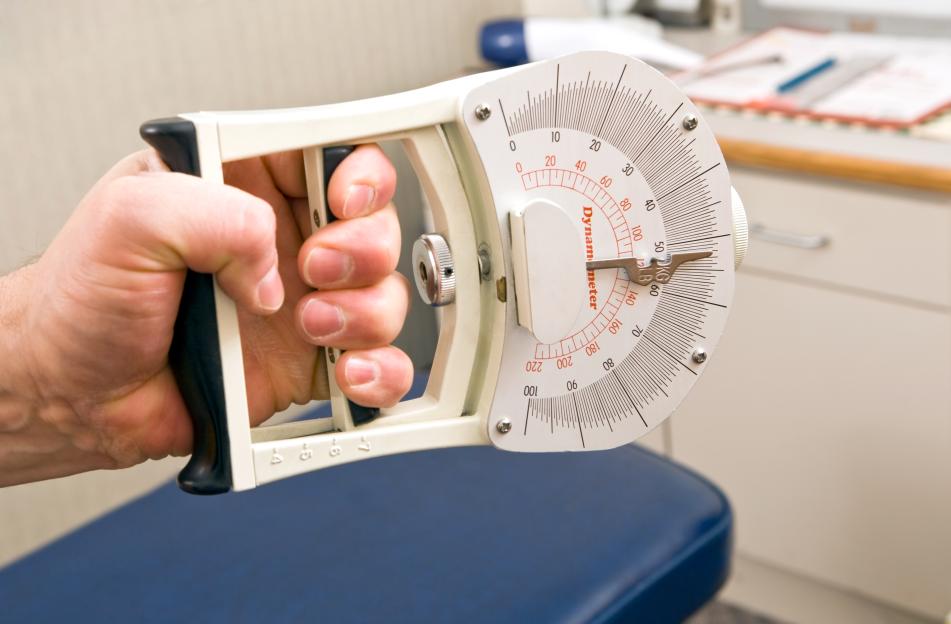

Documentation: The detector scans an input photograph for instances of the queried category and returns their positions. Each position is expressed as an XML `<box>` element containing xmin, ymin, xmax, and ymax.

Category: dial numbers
<box><xmin>512</xmin><ymin>132</ymin><xmax>664</xmax><ymax>383</ymax></box>
<box><xmin>463</xmin><ymin>51</ymin><xmax>735</xmax><ymax>452</ymax></box>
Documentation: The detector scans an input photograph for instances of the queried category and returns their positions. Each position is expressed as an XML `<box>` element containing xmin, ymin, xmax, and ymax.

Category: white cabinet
<box><xmin>670</xmin><ymin>168</ymin><xmax>951</xmax><ymax>620</ymax></box>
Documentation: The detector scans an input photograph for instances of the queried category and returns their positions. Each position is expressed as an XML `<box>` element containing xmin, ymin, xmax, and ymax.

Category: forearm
<box><xmin>0</xmin><ymin>264</ymin><xmax>113</xmax><ymax>486</ymax></box>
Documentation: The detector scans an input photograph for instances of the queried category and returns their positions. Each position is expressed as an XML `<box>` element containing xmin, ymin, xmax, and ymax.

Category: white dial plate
<box><xmin>463</xmin><ymin>51</ymin><xmax>735</xmax><ymax>452</ymax></box>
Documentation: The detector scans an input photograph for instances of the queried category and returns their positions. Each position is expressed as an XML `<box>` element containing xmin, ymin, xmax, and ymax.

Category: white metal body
<box><xmin>182</xmin><ymin>51</ymin><xmax>742</xmax><ymax>490</ymax></box>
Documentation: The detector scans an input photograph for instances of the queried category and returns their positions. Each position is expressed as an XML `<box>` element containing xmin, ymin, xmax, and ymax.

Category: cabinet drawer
<box><xmin>670</xmin><ymin>273</ymin><xmax>951</xmax><ymax>618</ymax></box>
<box><xmin>731</xmin><ymin>168</ymin><xmax>951</xmax><ymax>308</ymax></box>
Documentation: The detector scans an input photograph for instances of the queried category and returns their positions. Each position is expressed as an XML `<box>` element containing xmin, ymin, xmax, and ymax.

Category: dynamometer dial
<box><xmin>464</xmin><ymin>51</ymin><xmax>742</xmax><ymax>452</ymax></box>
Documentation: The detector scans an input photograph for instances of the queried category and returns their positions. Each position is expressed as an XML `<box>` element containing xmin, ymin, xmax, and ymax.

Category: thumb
<box><xmin>83</xmin><ymin>150</ymin><xmax>284</xmax><ymax>313</ymax></box>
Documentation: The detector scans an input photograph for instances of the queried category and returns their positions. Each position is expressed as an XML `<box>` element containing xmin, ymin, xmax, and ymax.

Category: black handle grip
<box><xmin>140</xmin><ymin>123</ymin><xmax>377</xmax><ymax>495</ymax></box>
<box><xmin>140</xmin><ymin>117</ymin><xmax>231</xmax><ymax>495</ymax></box>
<box><xmin>322</xmin><ymin>147</ymin><xmax>380</xmax><ymax>426</ymax></box>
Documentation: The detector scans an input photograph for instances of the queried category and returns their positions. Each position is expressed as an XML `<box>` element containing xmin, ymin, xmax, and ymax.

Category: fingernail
<box><xmin>301</xmin><ymin>299</ymin><xmax>344</xmax><ymax>341</ymax></box>
<box><xmin>256</xmin><ymin>265</ymin><xmax>284</xmax><ymax>312</ymax></box>
<box><xmin>345</xmin><ymin>357</ymin><xmax>380</xmax><ymax>387</ymax></box>
<box><xmin>304</xmin><ymin>247</ymin><xmax>353</xmax><ymax>287</ymax></box>
<box><xmin>342</xmin><ymin>184</ymin><xmax>375</xmax><ymax>218</ymax></box>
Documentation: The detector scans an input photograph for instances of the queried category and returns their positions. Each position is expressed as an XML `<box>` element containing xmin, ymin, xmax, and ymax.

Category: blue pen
<box><xmin>777</xmin><ymin>57</ymin><xmax>836</xmax><ymax>93</ymax></box>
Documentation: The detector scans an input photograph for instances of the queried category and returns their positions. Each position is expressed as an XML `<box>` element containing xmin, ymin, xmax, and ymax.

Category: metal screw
<box><xmin>474</xmin><ymin>103</ymin><xmax>492</xmax><ymax>121</ymax></box>
<box><xmin>477</xmin><ymin>244</ymin><xmax>492</xmax><ymax>281</ymax></box>
<box><xmin>496</xmin><ymin>418</ymin><xmax>512</xmax><ymax>434</ymax></box>
<box><xmin>691</xmin><ymin>347</ymin><xmax>708</xmax><ymax>364</ymax></box>
<box><xmin>682</xmin><ymin>114</ymin><xmax>699</xmax><ymax>131</ymax></box>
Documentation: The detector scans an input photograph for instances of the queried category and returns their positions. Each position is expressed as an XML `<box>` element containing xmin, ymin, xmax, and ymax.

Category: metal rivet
<box><xmin>478</xmin><ymin>244</ymin><xmax>492</xmax><ymax>281</ymax></box>
<box><xmin>682</xmin><ymin>114</ymin><xmax>699</xmax><ymax>131</ymax></box>
<box><xmin>691</xmin><ymin>347</ymin><xmax>707</xmax><ymax>364</ymax></box>
<box><xmin>474</xmin><ymin>103</ymin><xmax>492</xmax><ymax>121</ymax></box>
<box><xmin>496</xmin><ymin>418</ymin><xmax>512</xmax><ymax>434</ymax></box>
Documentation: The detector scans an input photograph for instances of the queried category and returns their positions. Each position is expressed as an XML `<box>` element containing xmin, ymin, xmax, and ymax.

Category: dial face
<box><xmin>463</xmin><ymin>51</ymin><xmax>736</xmax><ymax>452</ymax></box>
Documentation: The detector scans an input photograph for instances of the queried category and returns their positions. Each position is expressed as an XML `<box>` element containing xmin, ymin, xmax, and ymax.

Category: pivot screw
<box><xmin>474</xmin><ymin>103</ymin><xmax>492</xmax><ymax>121</ymax></box>
<box><xmin>691</xmin><ymin>347</ymin><xmax>708</xmax><ymax>364</ymax></box>
<box><xmin>496</xmin><ymin>418</ymin><xmax>512</xmax><ymax>434</ymax></box>
<box><xmin>477</xmin><ymin>244</ymin><xmax>492</xmax><ymax>281</ymax></box>
<box><xmin>682</xmin><ymin>114</ymin><xmax>699</xmax><ymax>131</ymax></box>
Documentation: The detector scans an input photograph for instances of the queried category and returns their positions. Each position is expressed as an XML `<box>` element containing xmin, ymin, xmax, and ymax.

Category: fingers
<box><xmin>298</xmin><ymin>145</ymin><xmax>400</xmax><ymax>289</ymax></box>
<box><xmin>262</xmin><ymin>150</ymin><xmax>307</xmax><ymax>198</ymax></box>
<box><xmin>335</xmin><ymin>346</ymin><xmax>414</xmax><ymax>408</ymax></box>
<box><xmin>98</xmin><ymin>170</ymin><xmax>283</xmax><ymax>315</ymax></box>
<box><xmin>297</xmin><ymin>273</ymin><xmax>409</xmax><ymax>349</ymax></box>
<box><xmin>326</xmin><ymin>144</ymin><xmax>397</xmax><ymax>220</ymax></box>
<box><xmin>298</xmin><ymin>204</ymin><xmax>400</xmax><ymax>289</ymax></box>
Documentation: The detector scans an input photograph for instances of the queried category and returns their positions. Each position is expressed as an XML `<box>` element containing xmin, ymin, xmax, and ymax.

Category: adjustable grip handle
<box><xmin>320</xmin><ymin>146</ymin><xmax>379</xmax><ymax>426</ymax></box>
<box><xmin>140</xmin><ymin>120</ymin><xmax>377</xmax><ymax>494</ymax></box>
<box><xmin>140</xmin><ymin>117</ymin><xmax>231</xmax><ymax>495</ymax></box>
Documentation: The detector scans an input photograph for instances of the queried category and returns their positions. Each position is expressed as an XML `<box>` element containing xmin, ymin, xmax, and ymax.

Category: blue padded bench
<box><xmin>0</xmin><ymin>397</ymin><xmax>732</xmax><ymax>623</ymax></box>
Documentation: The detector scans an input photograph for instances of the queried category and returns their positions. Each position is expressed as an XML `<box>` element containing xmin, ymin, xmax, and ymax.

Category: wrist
<box><xmin>0</xmin><ymin>263</ymin><xmax>112</xmax><ymax>485</ymax></box>
<box><xmin>0</xmin><ymin>263</ymin><xmax>42</xmax><ymax>401</ymax></box>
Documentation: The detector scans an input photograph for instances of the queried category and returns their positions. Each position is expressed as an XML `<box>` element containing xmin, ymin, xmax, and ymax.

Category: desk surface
<box><xmin>667</xmin><ymin>28</ymin><xmax>951</xmax><ymax>193</ymax></box>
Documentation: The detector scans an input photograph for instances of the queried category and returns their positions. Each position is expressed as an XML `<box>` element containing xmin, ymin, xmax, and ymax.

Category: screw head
<box><xmin>682</xmin><ymin>114</ymin><xmax>699</xmax><ymax>131</ymax></box>
<box><xmin>474</xmin><ymin>103</ymin><xmax>492</xmax><ymax>121</ymax></box>
<box><xmin>691</xmin><ymin>347</ymin><xmax>708</xmax><ymax>364</ymax></box>
<box><xmin>477</xmin><ymin>244</ymin><xmax>492</xmax><ymax>281</ymax></box>
<box><xmin>496</xmin><ymin>418</ymin><xmax>512</xmax><ymax>434</ymax></box>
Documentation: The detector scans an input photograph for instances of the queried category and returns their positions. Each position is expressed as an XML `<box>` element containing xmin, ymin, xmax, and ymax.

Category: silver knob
<box><xmin>412</xmin><ymin>234</ymin><xmax>455</xmax><ymax>306</ymax></box>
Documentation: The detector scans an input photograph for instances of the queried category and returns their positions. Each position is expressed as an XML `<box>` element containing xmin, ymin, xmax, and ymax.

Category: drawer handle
<box><xmin>750</xmin><ymin>223</ymin><xmax>830</xmax><ymax>249</ymax></box>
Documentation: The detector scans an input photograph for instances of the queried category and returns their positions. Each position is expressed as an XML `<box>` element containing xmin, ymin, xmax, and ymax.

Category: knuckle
<box><xmin>365</xmin><ymin>309</ymin><xmax>402</xmax><ymax>344</ymax></box>
<box><xmin>363</xmin><ymin>290</ymin><xmax>405</xmax><ymax>343</ymax></box>
<box><xmin>390</xmin><ymin>271</ymin><xmax>412</xmax><ymax>300</ymax></box>
<box><xmin>394</xmin><ymin>352</ymin><xmax>414</xmax><ymax>387</ymax></box>
<box><xmin>382</xmin><ymin>352</ymin><xmax>413</xmax><ymax>406</ymax></box>
<box><xmin>381</xmin><ymin>208</ymin><xmax>402</xmax><ymax>267</ymax></box>
<box><xmin>236</xmin><ymin>197</ymin><xmax>276</xmax><ymax>252</ymax></box>
<box><xmin>100</xmin><ymin>175</ymin><xmax>142</xmax><ymax>215</ymax></box>
<box><xmin>97</xmin><ymin>176</ymin><xmax>154</xmax><ymax>234</ymax></box>
<box><xmin>365</xmin><ymin>224</ymin><xmax>400</xmax><ymax>272</ymax></box>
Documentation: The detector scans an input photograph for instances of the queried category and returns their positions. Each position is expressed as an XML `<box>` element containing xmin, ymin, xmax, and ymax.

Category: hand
<box><xmin>1</xmin><ymin>146</ymin><xmax>413</xmax><ymax>483</ymax></box>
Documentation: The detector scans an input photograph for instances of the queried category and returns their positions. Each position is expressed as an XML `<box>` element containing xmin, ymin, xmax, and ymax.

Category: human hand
<box><xmin>1</xmin><ymin>146</ymin><xmax>412</xmax><ymax>482</ymax></box>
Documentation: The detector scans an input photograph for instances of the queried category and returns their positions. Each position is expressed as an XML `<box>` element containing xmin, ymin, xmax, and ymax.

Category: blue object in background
<box><xmin>777</xmin><ymin>57</ymin><xmax>836</xmax><ymax>93</ymax></box>
<box><xmin>0</xmin><ymin>374</ymin><xmax>733</xmax><ymax>623</ymax></box>
<box><xmin>481</xmin><ymin>19</ymin><xmax>528</xmax><ymax>67</ymax></box>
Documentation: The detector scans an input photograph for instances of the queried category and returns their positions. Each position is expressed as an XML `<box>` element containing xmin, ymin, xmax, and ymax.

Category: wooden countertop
<box><xmin>717</xmin><ymin>137</ymin><xmax>951</xmax><ymax>194</ymax></box>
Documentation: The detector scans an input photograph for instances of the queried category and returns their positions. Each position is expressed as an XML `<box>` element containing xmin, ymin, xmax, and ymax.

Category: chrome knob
<box><xmin>412</xmin><ymin>233</ymin><xmax>455</xmax><ymax>306</ymax></box>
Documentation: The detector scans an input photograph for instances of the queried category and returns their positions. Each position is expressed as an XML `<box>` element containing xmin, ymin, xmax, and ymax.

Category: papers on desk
<box><xmin>679</xmin><ymin>27</ymin><xmax>951</xmax><ymax>128</ymax></box>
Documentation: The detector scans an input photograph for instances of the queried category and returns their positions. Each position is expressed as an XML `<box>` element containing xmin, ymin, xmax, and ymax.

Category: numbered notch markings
<box><xmin>519</xmin><ymin>166</ymin><xmax>647</xmax><ymax>359</ymax></box>
<box><xmin>524</xmin><ymin>352</ymin><xmax>652</xmax><ymax>440</ymax></box>
<box><xmin>496</xmin><ymin>60</ymin><xmax>733</xmax><ymax>438</ymax></box>
<box><xmin>533</xmin><ymin>274</ymin><xmax>630</xmax><ymax>360</ymax></box>
<box><xmin>520</xmin><ymin>167</ymin><xmax>640</xmax><ymax>258</ymax></box>
<box><xmin>501</xmin><ymin>61</ymin><xmax>726</xmax><ymax>262</ymax></box>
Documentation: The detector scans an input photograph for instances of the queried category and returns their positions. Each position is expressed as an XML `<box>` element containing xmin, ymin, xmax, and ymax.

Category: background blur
<box><xmin>2</xmin><ymin>2</ymin><xmax>949</xmax><ymax>623</ymax></box>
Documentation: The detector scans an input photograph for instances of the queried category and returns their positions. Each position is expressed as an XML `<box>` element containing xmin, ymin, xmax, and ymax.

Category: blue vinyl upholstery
<box><xmin>1</xmin><ymin>386</ymin><xmax>731</xmax><ymax>623</ymax></box>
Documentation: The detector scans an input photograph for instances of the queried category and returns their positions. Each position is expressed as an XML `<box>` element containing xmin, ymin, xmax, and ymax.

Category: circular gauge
<box><xmin>464</xmin><ymin>51</ymin><xmax>739</xmax><ymax>451</ymax></box>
